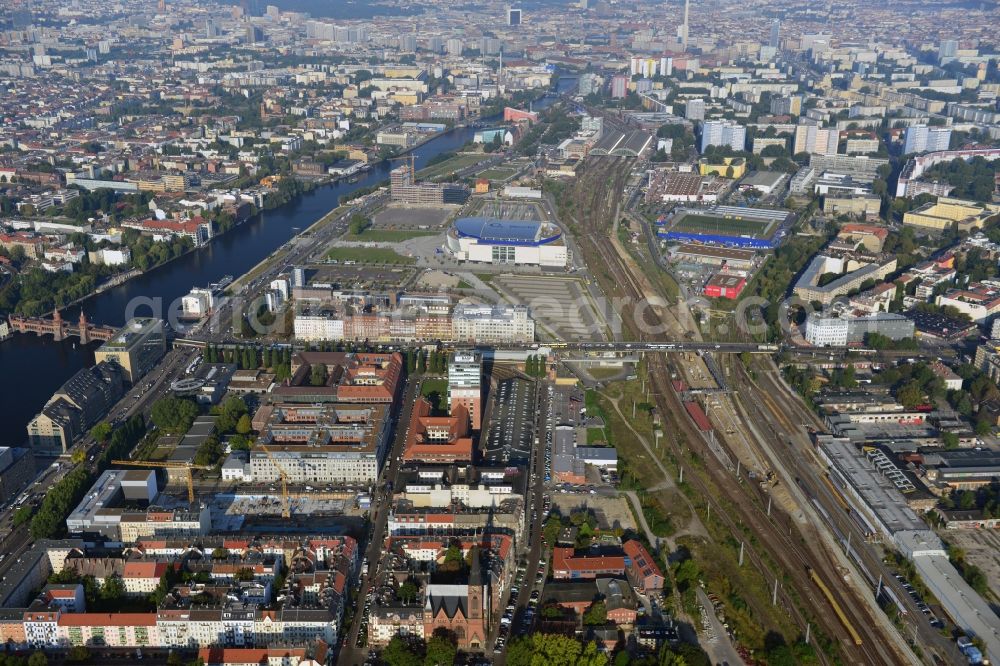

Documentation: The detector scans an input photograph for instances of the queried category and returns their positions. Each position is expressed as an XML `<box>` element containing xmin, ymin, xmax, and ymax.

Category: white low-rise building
<box><xmin>452</xmin><ymin>304</ymin><xmax>534</xmax><ymax>344</ymax></box>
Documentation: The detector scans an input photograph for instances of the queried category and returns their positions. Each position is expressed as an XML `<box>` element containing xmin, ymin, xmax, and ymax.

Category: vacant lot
<box><xmin>550</xmin><ymin>492</ymin><xmax>637</xmax><ymax>533</ymax></box>
<box><xmin>344</xmin><ymin>229</ymin><xmax>437</xmax><ymax>242</ymax></box>
<box><xmin>326</xmin><ymin>247</ymin><xmax>415</xmax><ymax>265</ymax></box>
<box><xmin>670</xmin><ymin>212</ymin><xmax>773</xmax><ymax>238</ymax></box>
<box><xmin>418</xmin><ymin>153</ymin><xmax>485</xmax><ymax>181</ymax></box>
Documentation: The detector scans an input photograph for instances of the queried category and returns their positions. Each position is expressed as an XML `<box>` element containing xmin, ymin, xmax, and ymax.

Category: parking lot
<box><xmin>371</xmin><ymin>205</ymin><xmax>454</xmax><ymax>230</ymax></box>
<box><xmin>497</xmin><ymin>275</ymin><xmax>608</xmax><ymax>341</ymax></box>
<box><xmin>483</xmin><ymin>378</ymin><xmax>536</xmax><ymax>464</ymax></box>
<box><xmin>305</xmin><ymin>264</ymin><xmax>416</xmax><ymax>290</ymax></box>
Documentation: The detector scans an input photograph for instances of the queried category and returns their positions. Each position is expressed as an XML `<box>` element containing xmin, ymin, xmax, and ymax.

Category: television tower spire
<box><xmin>682</xmin><ymin>0</ymin><xmax>690</xmax><ymax>50</ymax></box>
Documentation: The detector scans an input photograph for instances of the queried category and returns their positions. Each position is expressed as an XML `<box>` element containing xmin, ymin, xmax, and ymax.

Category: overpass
<box><xmin>171</xmin><ymin>336</ymin><xmax>949</xmax><ymax>361</ymax></box>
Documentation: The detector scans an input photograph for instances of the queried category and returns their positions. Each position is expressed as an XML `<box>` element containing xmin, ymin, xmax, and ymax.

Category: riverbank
<box><xmin>0</xmin><ymin>87</ymin><xmax>575</xmax><ymax>444</ymax></box>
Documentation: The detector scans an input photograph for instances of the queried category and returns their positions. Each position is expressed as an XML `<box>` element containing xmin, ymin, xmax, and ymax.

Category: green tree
<box><xmin>12</xmin><ymin>505</ymin><xmax>33</xmax><ymax>527</ymax></box>
<box><xmin>235</xmin><ymin>414</ymin><xmax>253</xmax><ymax>435</ymax></box>
<box><xmin>310</xmin><ymin>363</ymin><xmax>328</xmax><ymax>386</ymax></box>
<box><xmin>66</xmin><ymin>646</ymin><xmax>90</xmax><ymax>663</ymax></box>
<box><xmin>424</xmin><ymin>633</ymin><xmax>457</xmax><ymax>666</ymax></box>
<box><xmin>382</xmin><ymin>636</ymin><xmax>422</xmax><ymax>666</ymax></box>
<box><xmin>28</xmin><ymin>652</ymin><xmax>48</xmax><ymax>666</ymax></box>
<box><xmin>234</xmin><ymin>567</ymin><xmax>255</xmax><ymax>582</ymax></box>
<box><xmin>942</xmin><ymin>432</ymin><xmax>960</xmax><ymax>449</ymax></box>
<box><xmin>99</xmin><ymin>575</ymin><xmax>126</xmax><ymax>605</ymax></box>
<box><xmin>90</xmin><ymin>421</ymin><xmax>112</xmax><ymax>443</ymax></box>
<box><xmin>150</xmin><ymin>396</ymin><xmax>199</xmax><ymax>433</ymax></box>
<box><xmin>399</xmin><ymin>580</ymin><xmax>420</xmax><ymax>604</ymax></box>
<box><xmin>582</xmin><ymin>599</ymin><xmax>607</xmax><ymax>625</ymax></box>
<box><xmin>348</xmin><ymin>213</ymin><xmax>370</xmax><ymax>235</ymax></box>
<box><xmin>896</xmin><ymin>382</ymin><xmax>925</xmax><ymax>410</ymax></box>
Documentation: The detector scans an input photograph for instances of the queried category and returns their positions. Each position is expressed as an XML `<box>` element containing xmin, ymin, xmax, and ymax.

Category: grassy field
<box><xmin>326</xmin><ymin>247</ymin><xmax>415</xmax><ymax>265</ymax></box>
<box><xmin>420</xmin><ymin>378</ymin><xmax>449</xmax><ymax>414</ymax></box>
<box><xmin>417</xmin><ymin>153</ymin><xmax>484</xmax><ymax>181</ymax></box>
<box><xmin>343</xmin><ymin>229</ymin><xmax>436</xmax><ymax>242</ymax></box>
<box><xmin>478</xmin><ymin>167</ymin><xmax>516</xmax><ymax>181</ymax></box>
<box><xmin>671</xmin><ymin>212</ymin><xmax>773</xmax><ymax>238</ymax></box>
<box><xmin>588</xmin><ymin>366</ymin><xmax>625</xmax><ymax>380</ymax></box>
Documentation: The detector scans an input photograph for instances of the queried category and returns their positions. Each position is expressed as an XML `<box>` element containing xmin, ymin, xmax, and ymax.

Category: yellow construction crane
<box><xmin>111</xmin><ymin>459</ymin><xmax>212</xmax><ymax>505</ymax></box>
<box><xmin>258</xmin><ymin>443</ymin><xmax>293</xmax><ymax>519</ymax></box>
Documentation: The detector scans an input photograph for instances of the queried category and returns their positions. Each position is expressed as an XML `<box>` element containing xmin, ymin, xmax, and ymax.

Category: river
<box><xmin>0</xmin><ymin>80</ymin><xmax>577</xmax><ymax>445</ymax></box>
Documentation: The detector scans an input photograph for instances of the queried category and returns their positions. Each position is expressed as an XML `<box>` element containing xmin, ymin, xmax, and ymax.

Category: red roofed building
<box><xmin>198</xmin><ymin>645</ymin><xmax>324</xmax><ymax>666</ymax></box>
<box><xmin>551</xmin><ymin>547</ymin><xmax>626</xmax><ymax>580</ymax></box>
<box><xmin>276</xmin><ymin>352</ymin><xmax>403</xmax><ymax>404</ymax></box>
<box><xmin>402</xmin><ymin>398</ymin><xmax>473</xmax><ymax>463</ymax></box>
<box><xmin>122</xmin><ymin>561</ymin><xmax>173</xmax><ymax>595</ymax></box>
<box><xmin>623</xmin><ymin>540</ymin><xmax>665</xmax><ymax>594</ymax></box>
<box><xmin>54</xmin><ymin>612</ymin><xmax>158</xmax><ymax>647</ymax></box>
<box><xmin>837</xmin><ymin>223</ymin><xmax>890</xmax><ymax>252</ymax></box>
<box><xmin>504</xmin><ymin>107</ymin><xmax>538</xmax><ymax>124</ymax></box>
<box><xmin>122</xmin><ymin>216</ymin><xmax>212</xmax><ymax>246</ymax></box>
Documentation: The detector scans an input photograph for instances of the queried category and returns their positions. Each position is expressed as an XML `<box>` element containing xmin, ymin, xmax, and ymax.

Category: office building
<box><xmin>793</xmin><ymin>125</ymin><xmax>839</xmax><ymax>156</ymax></box>
<box><xmin>451</xmin><ymin>305</ymin><xmax>534</xmax><ymax>344</ymax></box>
<box><xmin>769</xmin><ymin>19</ymin><xmax>780</xmax><ymax>48</ymax></box>
<box><xmin>94</xmin><ymin>318</ymin><xmax>167</xmax><ymax>384</ymax></box>
<box><xmin>66</xmin><ymin>469</ymin><xmax>210</xmax><ymax>540</ymax></box>
<box><xmin>448</xmin><ymin>353</ymin><xmax>482</xmax><ymax>431</ymax></box>
<box><xmin>808</xmin><ymin>154</ymin><xmax>888</xmax><ymax>182</ymax></box>
<box><xmin>684</xmin><ymin>99</ymin><xmax>705</xmax><ymax>121</ymax></box>
<box><xmin>793</xmin><ymin>254</ymin><xmax>897</xmax><ymax>305</ymax></box>
<box><xmin>507</xmin><ymin>7</ymin><xmax>521</xmax><ymax>25</ymax></box>
<box><xmin>389</xmin><ymin>164</ymin><xmax>469</xmax><ymax>205</ymax></box>
<box><xmin>610</xmin><ymin>74</ymin><xmax>629</xmax><ymax>99</ymax></box>
<box><xmin>939</xmin><ymin>39</ymin><xmax>958</xmax><ymax>61</ymax></box>
<box><xmin>770</xmin><ymin>95</ymin><xmax>801</xmax><ymax>116</ymax></box>
<box><xmin>251</xmin><ymin>403</ymin><xmax>392</xmax><ymax>484</ymax></box>
<box><xmin>903</xmin><ymin>197</ymin><xmax>1000</xmax><ymax>233</ymax></box>
<box><xmin>0</xmin><ymin>447</ymin><xmax>35</xmax><ymax>506</ymax></box>
<box><xmin>903</xmin><ymin>125</ymin><xmax>952</xmax><ymax>155</ymax></box>
<box><xmin>700</xmin><ymin>120</ymin><xmax>746</xmax><ymax>153</ymax></box>
<box><xmin>804</xmin><ymin>311</ymin><xmax>914</xmax><ymax>347</ymax></box>
<box><xmin>27</xmin><ymin>362</ymin><xmax>125</xmax><ymax>453</ymax></box>
<box><xmin>446</xmin><ymin>38</ymin><xmax>464</xmax><ymax>56</ymax></box>
<box><xmin>578</xmin><ymin>72</ymin><xmax>603</xmax><ymax>96</ymax></box>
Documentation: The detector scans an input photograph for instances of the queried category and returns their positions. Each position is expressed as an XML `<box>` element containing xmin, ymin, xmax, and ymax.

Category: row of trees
<box><xmin>525</xmin><ymin>354</ymin><xmax>547</xmax><ymax>377</ymax></box>
<box><xmin>30</xmin><ymin>414</ymin><xmax>146</xmax><ymax>539</ymax></box>
<box><xmin>404</xmin><ymin>348</ymin><xmax>449</xmax><ymax>375</ymax></box>
<box><xmin>204</xmin><ymin>344</ymin><xmax>294</xmax><ymax>380</ymax></box>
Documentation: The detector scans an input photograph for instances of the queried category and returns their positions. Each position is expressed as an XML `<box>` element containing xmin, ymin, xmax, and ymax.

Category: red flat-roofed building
<box><xmin>703</xmin><ymin>273</ymin><xmax>746</xmax><ymax>299</ymax></box>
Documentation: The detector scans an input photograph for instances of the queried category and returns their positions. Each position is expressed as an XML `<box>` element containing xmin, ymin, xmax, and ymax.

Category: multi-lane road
<box><xmin>337</xmin><ymin>376</ymin><xmax>419</xmax><ymax>666</ymax></box>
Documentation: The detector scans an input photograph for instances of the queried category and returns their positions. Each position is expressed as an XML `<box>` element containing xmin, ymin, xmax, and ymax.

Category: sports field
<box><xmin>669</xmin><ymin>212</ymin><xmax>774</xmax><ymax>239</ymax></box>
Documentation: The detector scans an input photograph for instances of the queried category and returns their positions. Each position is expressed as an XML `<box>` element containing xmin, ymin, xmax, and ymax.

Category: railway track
<box><xmin>572</xmin><ymin>155</ymin><xmax>910</xmax><ymax>665</ymax></box>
